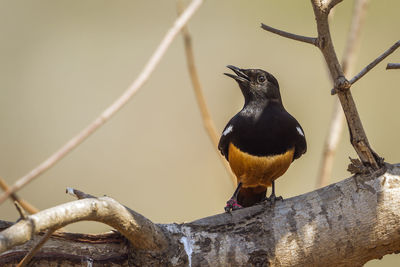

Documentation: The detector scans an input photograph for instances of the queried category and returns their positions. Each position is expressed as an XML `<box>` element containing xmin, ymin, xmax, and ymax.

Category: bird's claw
<box><xmin>266</xmin><ymin>194</ymin><xmax>283</xmax><ymax>205</ymax></box>
<box><xmin>225</xmin><ymin>198</ymin><xmax>242</xmax><ymax>212</ymax></box>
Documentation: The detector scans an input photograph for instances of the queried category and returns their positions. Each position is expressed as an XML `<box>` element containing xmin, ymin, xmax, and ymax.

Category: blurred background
<box><xmin>0</xmin><ymin>0</ymin><xmax>399</xmax><ymax>265</ymax></box>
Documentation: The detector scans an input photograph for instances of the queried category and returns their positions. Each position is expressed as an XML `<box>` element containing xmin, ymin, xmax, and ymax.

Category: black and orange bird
<box><xmin>219</xmin><ymin>65</ymin><xmax>307</xmax><ymax>212</ymax></box>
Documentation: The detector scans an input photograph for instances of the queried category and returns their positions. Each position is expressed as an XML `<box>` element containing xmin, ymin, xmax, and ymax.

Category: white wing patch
<box><xmin>223</xmin><ymin>125</ymin><xmax>233</xmax><ymax>136</ymax></box>
<box><xmin>296</xmin><ymin>126</ymin><xmax>304</xmax><ymax>137</ymax></box>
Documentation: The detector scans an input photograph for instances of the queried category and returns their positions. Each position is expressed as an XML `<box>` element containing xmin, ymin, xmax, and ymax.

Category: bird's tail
<box><xmin>237</xmin><ymin>186</ymin><xmax>267</xmax><ymax>207</ymax></box>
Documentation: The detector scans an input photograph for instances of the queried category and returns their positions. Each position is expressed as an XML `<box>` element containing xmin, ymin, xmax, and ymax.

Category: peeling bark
<box><xmin>2</xmin><ymin>164</ymin><xmax>400</xmax><ymax>266</ymax></box>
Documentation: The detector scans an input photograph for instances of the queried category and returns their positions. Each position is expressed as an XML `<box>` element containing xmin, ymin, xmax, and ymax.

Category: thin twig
<box><xmin>0</xmin><ymin>0</ymin><xmax>204</xmax><ymax>206</ymax></box>
<box><xmin>387</xmin><ymin>63</ymin><xmax>400</xmax><ymax>69</ymax></box>
<box><xmin>16</xmin><ymin>228</ymin><xmax>56</xmax><ymax>267</ymax></box>
<box><xmin>0</xmin><ymin>177</ymin><xmax>39</xmax><ymax>214</ymax></box>
<box><xmin>316</xmin><ymin>0</ymin><xmax>369</xmax><ymax>188</ymax></box>
<box><xmin>177</xmin><ymin>0</ymin><xmax>236</xmax><ymax>186</ymax></box>
<box><xmin>14</xmin><ymin>201</ymin><xmax>27</xmax><ymax>220</ymax></box>
<box><xmin>260</xmin><ymin>23</ymin><xmax>318</xmax><ymax>46</ymax></box>
<box><xmin>350</xmin><ymin>40</ymin><xmax>400</xmax><ymax>84</ymax></box>
<box><xmin>66</xmin><ymin>187</ymin><xmax>95</xmax><ymax>199</ymax></box>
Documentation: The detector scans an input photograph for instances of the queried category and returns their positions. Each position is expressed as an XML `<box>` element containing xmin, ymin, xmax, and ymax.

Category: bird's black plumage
<box><xmin>219</xmin><ymin>65</ymin><xmax>306</xmax><ymax>211</ymax></box>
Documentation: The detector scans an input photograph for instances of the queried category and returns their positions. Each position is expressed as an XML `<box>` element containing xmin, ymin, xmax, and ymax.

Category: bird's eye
<box><xmin>257</xmin><ymin>75</ymin><xmax>266</xmax><ymax>83</ymax></box>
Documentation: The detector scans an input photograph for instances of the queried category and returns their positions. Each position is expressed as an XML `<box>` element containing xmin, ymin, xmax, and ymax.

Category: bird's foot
<box><xmin>266</xmin><ymin>194</ymin><xmax>283</xmax><ymax>205</ymax></box>
<box><xmin>224</xmin><ymin>198</ymin><xmax>242</xmax><ymax>212</ymax></box>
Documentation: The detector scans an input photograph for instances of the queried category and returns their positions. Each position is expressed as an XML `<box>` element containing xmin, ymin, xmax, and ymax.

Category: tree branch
<box><xmin>0</xmin><ymin>227</ymin><xmax>129</xmax><ymax>267</ymax></box>
<box><xmin>386</xmin><ymin>63</ymin><xmax>400</xmax><ymax>69</ymax></box>
<box><xmin>316</xmin><ymin>0</ymin><xmax>369</xmax><ymax>188</ymax></box>
<box><xmin>309</xmin><ymin>0</ymin><xmax>385</xmax><ymax>171</ymax></box>
<box><xmin>0</xmin><ymin>0</ymin><xmax>204</xmax><ymax>206</ymax></box>
<box><xmin>260</xmin><ymin>23</ymin><xmax>318</xmax><ymax>46</ymax></box>
<box><xmin>0</xmin><ymin>194</ymin><xmax>167</xmax><ymax>253</ymax></box>
<box><xmin>177</xmin><ymin>1</ymin><xmax>236</xmax><ymax>187</ymax></box>
<box><xmin>2</xmin><ymin>165</ymin><xmax>400</xmax><ymax>266</ymax></box>
<box><xmin>350</xmin><ymin>40</ymin><xmax>400</xmax><ymax>84</ymax></box>
<box><xmin>0</xmin><ymin>177</ymin><xmax>38</xmax><ymax>214</ymax></box>
<box><xmin>16</xmin><ymin>228</ymin><xmax>56</xmax><ymax>267</ymax></box>
<box><xmin>261</xmin><ymin>1</ymin><xmax>387</xmax><ymax>171</ymax></box>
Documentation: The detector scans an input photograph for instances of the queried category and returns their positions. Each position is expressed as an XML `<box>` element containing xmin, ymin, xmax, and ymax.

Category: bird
<box><xmin>219</xmin><ymin>65</ymin><xmax>307</xmax><ymax>212</ymax></box>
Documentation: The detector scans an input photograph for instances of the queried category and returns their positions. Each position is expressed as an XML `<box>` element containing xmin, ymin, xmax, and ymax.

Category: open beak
<box><xmin>224</xmin><ymin>65</ymin><xmax>250</xmax><ymax>84</ymax></box>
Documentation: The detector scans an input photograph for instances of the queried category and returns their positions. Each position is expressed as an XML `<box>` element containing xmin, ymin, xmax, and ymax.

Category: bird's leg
<box><xmin>267</xmin><ymin>181</ymin><xmax>283</xmax><ymax>204</ymax></box>
<box><xmin>225</xmin><ymin>182</ymin><xmax>243</xmax><ymax>212</ymax></box>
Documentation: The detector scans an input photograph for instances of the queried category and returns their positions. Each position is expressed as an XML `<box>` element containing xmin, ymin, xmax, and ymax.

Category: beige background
<box><xmin>0</xmin><ymin>0</ymin><xmax>399</xmax><ymax>265</ymax></box>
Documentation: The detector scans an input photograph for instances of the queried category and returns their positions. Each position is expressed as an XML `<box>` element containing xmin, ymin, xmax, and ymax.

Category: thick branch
<box><xmin>0</xmin><ymin>229</ymin><xmax>129</xmax><ymax>267</ymax></box>
<box><xmin>2</xmin><ymin>165</ymin><xmax>400</xmax><ymax>266</ymax></box>
<box><xmin>0</xmin><ymin>0</ymin><xmax>204</xmax><ymax>206</ymax></box>
<box><xmin>0</xmin><ymin>196</ymin><xmax>167</xmax><ymax>253</ymax></box>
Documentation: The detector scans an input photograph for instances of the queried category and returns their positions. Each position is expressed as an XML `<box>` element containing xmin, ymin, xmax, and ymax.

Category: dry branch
<box><xmin>316</xmin><ymin>0</ymin><xmax>369</xmax><ymax>188</ymax></box>
<box><xmin>0</xmin><ymin>195</ymin><xmax>167</xmax><ymax>253</ymax></box>
<box><xmin>260</xmin><ymin>23</ymin><xmax>317</xmax><ymax>46</ymax></box>
<box><xmin>262</xmin><ymin>0</ymin><xmax>391</xmax><ymax>171</ymax></box>
<box><xmin>0</xmin><ymin>0</ymin><xmax>204</xmax><ymax>206</ymax></box>
<box><xmin>387</xmin><ymin>63</ymin><xmax>400</xmax><ymax>69</ymax></box>
<box><xmin>0</xmin><ymin>177</ymin><xmax>38</xmax><ymax>214</ymax></box>
<box><xmin>1</xmin><ymin>164</ymin><xmax>400</xmax><ymax>266</ymax></box>
<box><xmin>350</xmin><ymin>40</ymin><xmax>400</xmax><ymax>84</ymax></box>
<box><xmin>16</xmin><ymin>228</ymin><xmax>56</xmax><ymax>267</ymax></box>
<box><xmin>66</xmin><ymin>187</ymin><xmax>95</xmax><ymax>199</ymax></box>
<box><xmin>177</xmin><ymin>0</ymin><xmax>236</xmax><ymax>186</ymax></box>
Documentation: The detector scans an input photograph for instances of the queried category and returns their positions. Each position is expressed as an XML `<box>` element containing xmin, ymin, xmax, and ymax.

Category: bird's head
<box><xmin>224</xmin><ymin>65</ymin><xmax>281</xmax><ymax>104</ymax></box>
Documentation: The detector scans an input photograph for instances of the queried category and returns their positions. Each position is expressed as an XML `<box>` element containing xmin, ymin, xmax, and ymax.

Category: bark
<box><xmin>2</xmin><ymin>164</ymin><xmax>400</xmax><ymax>266</ymax></box>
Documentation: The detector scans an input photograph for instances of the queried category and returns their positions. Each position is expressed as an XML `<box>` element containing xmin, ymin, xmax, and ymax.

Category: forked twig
<box><xmin>262</xmin><ymin>0</ymin><xmax>393</xmax><ymax>170</ymax></box>
<box><xmin>0</xmin><ymin>0</ymin><xmax>204</xmax><ymax>206</ymax></box>
<box><xmin>177</xmin><ymin>0</ymin><xmax>236</xmax><ymax>186</ymax></box>
<box><xmin>316</xmin><ymin>0</ymin><xmax>368</xmax><ymax>188</ymax></box>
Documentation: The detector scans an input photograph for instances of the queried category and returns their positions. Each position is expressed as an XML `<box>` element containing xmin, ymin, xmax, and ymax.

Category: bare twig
<box><xmin>0</xmin><ymin>0</ymin><xmax>204</xmax><ymax>206</ymax></box>
<box><xmin>262</xmin><ymin>0</ymin><xmax>381</xmax><ymax>170</ymax></box>
<box><xmin>16</xmin><ymin>228</ymin><xmax>56</xmax><ymax>267</ymax></box>
<box><xmin>66</xmin><ymin>187</ymin><xmax>95</xmax><ymax>199</ymax></box>
<box><xmin>387</xmin><ymin>63</ymin><xmax>400</xmax><ymax>69</ymax></box>
<box><xmin>316</xmin><ymin>0</ymin><xmax>369</xmax><ymax>188</ymax></box>
<box><xmin>177</xmin><ymin>0</ymin><xmax>236</xmax><ymax>186</ymax></box>
<box><xmin>311</xmin><ymin>0</ymin><xmax>382</xmax><ymax>170</ymax></box>
<box><xmin>0</xmin><ymin>177</ymin><xmax>38</xmax><ymax>214</ymax></box>
<box><xmin>14</xmin><ymin>202</ymin><xmax>27</xmax><ymax>220</ymax></box>
<box><xmin>260</xmin><ymin>23</ymin><xmax>318</xmax><ymax>46</ymax></box>
<box><xmin>0</xmin><ymin>195</ymin><xmax>167</xmax><ymax>253</ymax></box>
<box><xmin>350</xmin><ymin>40</ymin><xmax>400</xmax><ymax>84</ymax></box>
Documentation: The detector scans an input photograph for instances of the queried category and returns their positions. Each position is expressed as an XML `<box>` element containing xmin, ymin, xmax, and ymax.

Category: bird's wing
<box><xmin>218</xmin><ymin>122</ymin><xmax>235</xmax><ymax>160</ymax></box>
<box><xmin>293</xmin><ymin>123</ymin><xmax>307</xmax><ymax>160</ymax></box>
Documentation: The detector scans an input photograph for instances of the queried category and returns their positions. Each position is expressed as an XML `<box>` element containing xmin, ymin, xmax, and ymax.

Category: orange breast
<box><xmin>228</xmin><ymin>143</ymin><xmax>294</xmax><ymax>188</ymax></box>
